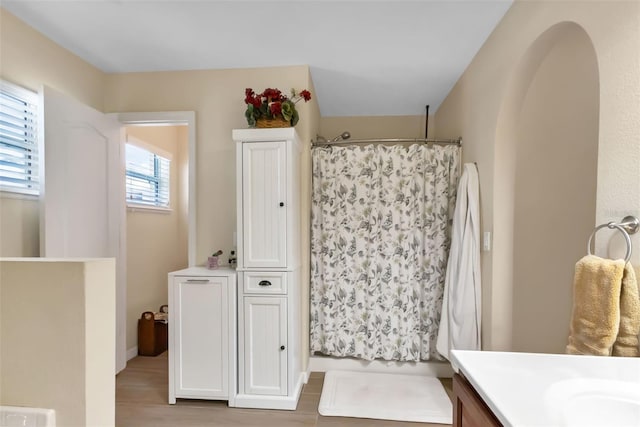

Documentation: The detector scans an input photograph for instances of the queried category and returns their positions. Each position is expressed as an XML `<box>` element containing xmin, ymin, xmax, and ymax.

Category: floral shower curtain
<box><xmin>310</xmin><ymin>143</ymin><xmax>460</xmax><ymax>361</ymax></box>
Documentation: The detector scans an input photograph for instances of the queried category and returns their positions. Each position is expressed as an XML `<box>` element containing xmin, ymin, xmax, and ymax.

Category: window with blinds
<box><xmin>125</xmin><ymin>143</ymin><xmax>170</xmax><ymax>208</ymax></box>
<box><xmin>0</xmin><ymin>81</ymin><xmax>39</xmax><ymax>195</ymax></box>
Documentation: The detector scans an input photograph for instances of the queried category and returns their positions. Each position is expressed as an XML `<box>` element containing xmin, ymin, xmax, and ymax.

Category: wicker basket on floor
<box><xmin>138</xmin><ymin>310</ymin><xmax>167</xmax><ymax>357</ymax></box>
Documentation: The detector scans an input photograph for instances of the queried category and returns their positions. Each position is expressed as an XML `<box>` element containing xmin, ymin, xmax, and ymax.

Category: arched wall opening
<box><xmin>493</xmin><ymin>22</ymin><xmax>599</xmax><ymax>353</ymax></box>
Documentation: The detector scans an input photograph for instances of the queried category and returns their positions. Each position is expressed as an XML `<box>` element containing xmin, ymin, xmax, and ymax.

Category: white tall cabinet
<box><xmin>233</xmin><ymin>128</ymin><xmax>304</xmax><ymax>410</ymax></box>
<box><xmin>168</xmin><ymin>267</ymin><xmax>237</xmax><ymax>406</ymax></box>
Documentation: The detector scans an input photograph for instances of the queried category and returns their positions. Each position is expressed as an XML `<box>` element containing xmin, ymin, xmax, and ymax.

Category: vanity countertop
<box><xmin>451</xmin><ymin>349</ymin><xmax>640</xmax><ymax>427</ymax></box>
<box><xmin>168</xmin><ymin>266</ymin><xmax>236</xmax><ymax>276</ymax></box>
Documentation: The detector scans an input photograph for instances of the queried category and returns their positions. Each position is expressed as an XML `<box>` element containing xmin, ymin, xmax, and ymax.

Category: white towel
<box><xmin>436</xmin><ymin>163</ymin><xmax>482</xmax><ymax>361</ymax></box>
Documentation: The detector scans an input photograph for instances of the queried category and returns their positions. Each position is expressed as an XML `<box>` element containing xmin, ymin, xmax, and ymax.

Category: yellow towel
<box><xmin>612</xmin><ymin>265</ymin><xmax>640</xmax><ymax>357</ymax></box>
<box><xmin>566</xmin><ymin>255</ymin><xmax>625</xmax><ymax>356</ymax></box>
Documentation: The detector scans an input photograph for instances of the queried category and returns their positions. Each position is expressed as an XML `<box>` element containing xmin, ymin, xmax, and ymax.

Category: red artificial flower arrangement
<box><xmin>244</xmin><ymin>87</ymin><xmax>312</xmax><ymax>127</ymax></box>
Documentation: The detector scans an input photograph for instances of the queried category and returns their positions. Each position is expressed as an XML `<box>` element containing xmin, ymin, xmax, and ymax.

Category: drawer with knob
<box><xmin>243</xmin><ymin>271</ymin><xmax>287</xmax><ymax>295</ymax></box>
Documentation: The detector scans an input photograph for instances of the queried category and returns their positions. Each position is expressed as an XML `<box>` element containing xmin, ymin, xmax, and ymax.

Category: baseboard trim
<box><xmin>126</xmin><ymin>346</ymin><xmax>138</xmax><ymax>361</ymax></box>
<box><xmin>308</xmin><ymin>355</ymin><xmax>453</xmax><ymax>378</ymax></box>
<box><xmin>302</xmin><ymin>366</ymin><xmax>311</xmax><ymax>384</ymax></box>
<box><xmin>233</xmin><ymin>394</ymin><xmax>299</xmax><ymax>411</ymax></box>
<box><xmin>233</xmin><ymin>373</ymin><xmax>305</xmax><ymax>410</ymax></box>
<box><xmin>293</xmin><ymin>372</ymin><xmax>304</xmax><ymax>399</ymax></box>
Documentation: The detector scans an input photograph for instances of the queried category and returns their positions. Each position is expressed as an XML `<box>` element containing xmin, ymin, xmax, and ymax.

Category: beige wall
<box><xmin>104</xmin><ymin>66</ymin><xmax>318</xmax><ymax>267</ymax></box>
<box><xmin>320</xmin><ymin>115</ymin><xmax>432</xmax><ymax>141</ymax></box>
<box><xmin>0</xmin><ymin>258</ymin><xmax>115</xmax><ymax>426</ymax></box>
<box><xmin>6</xmin><ymin>0</ymin><xmax>638</xmax><ymax>366</ymax></box>
<box><xmin>103</xmin><ymin>68</ymin><xmax>320</xmax><ymax>364</ymax></box>
<box><xmin>0</xmin><ymin>9</ymin><xmax>105</xmax><ymax>109</ymax></box>
<box><xmin>0</xmin><ymin>196</ymin><xmax>39</xmax><ymax>256</ymax></box>
<box><xmin>435</xmin><ymin>0</ymin><xmax>640</xmax><ymax>351</ymax></box>
<box><xmin>124</xmin><ymin>126</ymin><xmax>189</xmax><ymax>351</ymax></box>
<box><xmin>0</xmin><ymin>8</ymin><xmax>107</xmax><ymax>258</ymax></box>
<box><xmin>177</xmin><ymin>126</ymin><xmax>190</xmax><ymax>268</ymax></box>
<box><xmin>511</xmin><ymin>25</ymin><xmax>599</xmax><ymax>353</ymax></box>
<box><xmin>0</xmin><ymin>6</ymin><xmax>321</xmax><ymax>368</ymax></box>
<box><xmin>298</xmin><ymin>74</ymin><xmax>321</xmax><ymax>370</ymax></box>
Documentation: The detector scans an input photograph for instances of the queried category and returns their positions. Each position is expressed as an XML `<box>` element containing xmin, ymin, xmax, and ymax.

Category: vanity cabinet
<box><xmin>167</xmin><ymin>267</ymin><xmax>237</xmax><ymax>406</ymax></box>
<box><xmin>233</xmin><ymin>128</ymin><xmax>304</xmax><ymax>410</ymax></box>
<box><xmin>453</xmin><ymin>373</ymin><xmax>502</xmax><ymax>427</ymax></box>
<box><xmin>242</xmin><ymin>296</ymin><xmax>287</xmax><ymax>395</ymax></box>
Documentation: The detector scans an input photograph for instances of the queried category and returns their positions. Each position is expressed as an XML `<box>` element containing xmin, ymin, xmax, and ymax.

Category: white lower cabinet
<box><xmin>243</xmin><ymin>296</ymin><xmax>287</xmax><ymax>396</ymax></box>
<box><xmin>235</xmin><ymin>270</ymin><xmax>303</xmax><ymax>410</ymax></box>
<box><xmin>168</xmin><ymin>267</ymin><xmax>236</xmax><ymax>406</ymax></box>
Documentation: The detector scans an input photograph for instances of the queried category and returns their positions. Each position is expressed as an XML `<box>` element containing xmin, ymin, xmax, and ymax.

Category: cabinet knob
<box><xmin>280</xmin><ymin>345</ymin><xmax>286</xmax><ymax>351</ymax></box>
<box><xmin>258</xmin><ymin>280</ymin><xmax>272</xmax><ymax>287</ymax></box>
<box><xmin>279</xmin><ymin>202</ymin><xmax>284</xmax><ymax>207</ymax></box>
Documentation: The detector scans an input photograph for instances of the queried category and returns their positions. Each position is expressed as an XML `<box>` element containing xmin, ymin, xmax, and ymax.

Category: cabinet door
<box><xmin>453</xmin><ymin>374</ymin><xmax>502</xmax><ymax>427</ymax></box>
<box><xmin>242</xmin><ymin>141</ymin><xmax>287</xmax><ymax>268</ymax></box>
<box><xmin>173</xmin><ymin>277</ymin><xmax>228</xmax><ymax>398</ymax></box>
<box><xmin>243</xmin><ymin>296</ymin><xmax>287</xmax><ymax>395</ymax></box>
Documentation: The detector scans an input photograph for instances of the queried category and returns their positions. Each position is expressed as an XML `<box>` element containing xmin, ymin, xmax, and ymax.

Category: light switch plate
<box><xmin>483</xmin><ymin>231</ymin><xmax>491</xmax><ymax>252</ymax></box>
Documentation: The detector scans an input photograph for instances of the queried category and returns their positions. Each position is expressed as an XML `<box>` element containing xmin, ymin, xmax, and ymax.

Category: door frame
<box><xmin>115</xmin><ymin>111</ymin><xmax>196</xmax><ymax>267</ymax></box>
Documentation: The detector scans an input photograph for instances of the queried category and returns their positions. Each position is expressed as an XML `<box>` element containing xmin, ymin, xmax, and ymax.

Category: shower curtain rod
<box><xmin>311</xmin><ymin>137</ymin><xmax>462</xmax><ymax>148</ymax></box>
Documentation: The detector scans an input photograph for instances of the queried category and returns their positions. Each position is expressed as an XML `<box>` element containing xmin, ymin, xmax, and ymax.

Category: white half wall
<box><xmin>0</xmin><ymin>258</ymin><xmax>116</xmax><ymax>427</ymax></box>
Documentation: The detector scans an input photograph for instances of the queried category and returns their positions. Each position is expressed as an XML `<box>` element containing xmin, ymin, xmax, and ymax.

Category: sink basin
<box><xmin>451</xmin><ymin>350</ymin><xmax>640</xmax><ymax>426</ymax></box>
<box><xmin>544</xmin><ymin>378</ymin><xmax>640</xmax><ymax>427</ymax></box>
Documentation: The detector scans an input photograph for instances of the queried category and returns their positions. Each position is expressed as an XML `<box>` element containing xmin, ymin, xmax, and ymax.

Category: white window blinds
<box><xmin>0</xmin><ymin>81</ymin><xmax>39</xmax><ymax>195</ymax></box>
<box><xmin>125</xmin><ymin>143</ymin><xmax>170</xmax><ymax>208</ymax></box>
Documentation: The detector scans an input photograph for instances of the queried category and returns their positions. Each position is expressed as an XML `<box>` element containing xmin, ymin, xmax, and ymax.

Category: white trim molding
<box><xmin>126</xmin><ymin>346</ymin><xmax>138</xmax><ymax>361</ymax></box>
<box><xmin>308</xmin><ymin>355</ymin><xmax>454</xmax><ymax>378</ymax></box>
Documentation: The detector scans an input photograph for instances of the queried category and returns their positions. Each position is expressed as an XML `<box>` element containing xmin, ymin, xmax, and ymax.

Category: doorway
<box><xmin>122</xmin><ymin>124</ymin><xmax>189</xmax><ymax>359</ymax></box>
<box><xmin>117</xmin><ymin>111</ymin><xmax>196</xmax><ymax>363</ymax></box>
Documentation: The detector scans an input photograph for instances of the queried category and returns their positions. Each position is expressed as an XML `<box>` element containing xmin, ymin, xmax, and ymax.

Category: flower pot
<box><xmin>255</xmin><ymin>117</ymin><xmax>291</xmax><ymax>128</ymax></box>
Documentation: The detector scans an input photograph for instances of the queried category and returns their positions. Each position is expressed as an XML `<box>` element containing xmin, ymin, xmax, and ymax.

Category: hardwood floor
<box><xmin>116</xmin><ymin>352</ymin><xmax>454</xmax><ymax>427</ymax></box>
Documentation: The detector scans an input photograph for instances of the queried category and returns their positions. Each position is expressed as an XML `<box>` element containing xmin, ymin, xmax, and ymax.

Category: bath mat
<box><xmin>318</xmin><ymin>370</ymin><xmax>452</xmax><ymax>424</ymax></box>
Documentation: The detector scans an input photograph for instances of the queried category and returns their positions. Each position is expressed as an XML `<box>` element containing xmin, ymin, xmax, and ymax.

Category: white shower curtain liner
<box><xmin>310</xmin><ymin>143</ymin><xmax>460</xmax><ymax>361</ymax></box>
<box><xmin>436</xmin><ymin>162</ymin><xmax>482</xmax><ymax>360</ymax></box>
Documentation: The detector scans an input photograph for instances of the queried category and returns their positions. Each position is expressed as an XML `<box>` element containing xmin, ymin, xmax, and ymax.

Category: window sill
<box><xmin>0</xmin><ymin>190</ymin><xmax>39</xmax><ymax>201</ymax></box>
<box><xmin>127</xmin><ymin>204</ymin><xmax>172</xmax><ymax>214</ymax></box>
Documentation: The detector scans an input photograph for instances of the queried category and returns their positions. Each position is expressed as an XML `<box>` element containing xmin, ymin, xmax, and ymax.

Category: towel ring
<box><xmin>587</xmin><ymin>222</ymin><xmax>632</xmax><ymax>263</ymax></box>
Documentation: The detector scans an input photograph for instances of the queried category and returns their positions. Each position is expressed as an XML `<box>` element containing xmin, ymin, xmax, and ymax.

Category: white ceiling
<box><xmin>2</xmin><ymin>0</ymin><xmax>513</xmax><ymax>117</ymax></box>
